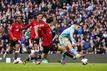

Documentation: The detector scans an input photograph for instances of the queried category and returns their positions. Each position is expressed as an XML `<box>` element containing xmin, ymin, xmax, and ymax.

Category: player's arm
<box><xmin>8</xmin><ymin>24</ymin><xmax>16</xmax><ymax>40</ymax></box>
<box><xmin>34</xmin><ymin>25</ymin><xmax>39</xmax><ymax>38</ymax></box>
<box><xmin>70</xmin><ymin>29</ymin><xmax>77</xmax><ymax>46</ymax></box>
<box><xmin>23</xmin><ymin>20</ymin><xmax>33</xmax><ymax>30</ymax></box>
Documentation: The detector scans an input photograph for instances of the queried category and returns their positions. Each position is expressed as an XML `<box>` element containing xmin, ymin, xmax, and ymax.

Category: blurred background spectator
<box><xmin>0</xmin><ymin>0</ymin><xmax>107</xmax><ymax>54</ymax></box>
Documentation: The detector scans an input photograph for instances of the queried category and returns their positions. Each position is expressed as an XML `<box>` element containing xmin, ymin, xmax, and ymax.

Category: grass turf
<box><xmin>0</xmin><ymin>63</ymin><xmax>107</xmax><ymax>71</ymax></box>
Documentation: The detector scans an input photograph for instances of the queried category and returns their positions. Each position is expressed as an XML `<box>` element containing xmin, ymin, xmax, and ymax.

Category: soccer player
<box><xmin>8</xmin><ymin>14</ymin><xmax>24</xmax><ymax>63</ymax></box>
<box><xmin>38</xmin><ymin>17</ymin><xmax>55</xmax><ymax>63</ymax></box>
<box><xmin>59</xmin><ymin>24</ymin><xmax>85</xmax><ymax>63</ymax></box>
<box><xmin>23</xmin><ymin>13</ymin><xmax>75</xmax><ymax>64</ymax></box>
<box><xmin>23</xmin><ymin>11</ymin><xmax>42</xmax><ymax>50</ymax></box>
<box><xmin>23</xmin><ymin>11</ymin><xmax>45</xmax><ymax>64</ymax></box>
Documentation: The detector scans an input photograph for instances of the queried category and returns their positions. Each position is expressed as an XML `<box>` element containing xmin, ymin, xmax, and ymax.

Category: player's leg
<box><xmin>13</xmin><ymin>41</ymin><xmax>22</xmax><ymax>63</ymax></box>
<box><xmin>24</xmin><ymin>50</ymin><xmax>42</xmax><ymax>64</ymax></box>
<box><xmin>60</xmin><ymin>52</ymin><xmax>66</xmax><ymax>64</ymax></box>
<box><xmin>58</xmin><ymin>37</ymin><xmax>75</xmax><ymax>60</ymax></box>
<box><xmin>41</xmin><ymin>53</ymin><xmax>48</xmax><ymax>63</ymax></box>
<box><xmin>23</xmin><ymin>39</ymin><xmax>40</xmax><ymax>64</ymax></box>
<box><xmin>24</xmin><ymin>50</ymin><xmax>35</xmax><ymax>62</ymax></box>
<box><xmin>10</xmin><ymin>40</ymin><xmax>18</xmax><ymax>61</ymax></box>
<box><xmin>41</xmin><ymin>46</ymin><xmax>49</xmax><ymax>63</ymax></box>
<box><xmin>23</xmin><ymin>50</ymin><xmax>41</xmax><ymax>64</ymax></box>
<box><xmin>14</xmin><ymin>43</ymin><xmax>20</xmax><ymax>59</ymax></box>
<box><xmin>68</xmin><ymin>43</ymin><xmax>85</xmax><ymax>59</ymax></box>
<box><xmin>23</xmin><ymin>39</ymin><xmax>33</xmax><ymax>63</ymax></box>
<box><xmin>3</xmin><ymin>43</ymin><xmax>10</xmax><ymax>58</ymax></box>
<box><xmin>58</xmin><ymin>45</ymin><xmax>75</xmax><ymax>59</ymax></box>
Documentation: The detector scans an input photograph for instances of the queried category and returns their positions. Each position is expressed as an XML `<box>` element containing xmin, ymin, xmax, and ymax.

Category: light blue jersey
<box><xmin>60</xmin><ymin>25</ymin><xmax>76</xmax><ymax>44</ymax></box>
<box><xmin>59</xmin><ymin>25</ymin><xmax>80</xmax><ymax>60</ymax></box>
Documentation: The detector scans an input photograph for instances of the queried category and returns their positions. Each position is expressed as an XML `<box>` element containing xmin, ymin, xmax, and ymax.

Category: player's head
<box><xmin>14</xmin><ymin>14</ymin><xmax>22</xmax><ymax>23</ymax></box>
<box><xmin>34</xmin><ymin>11</ymin><xmax>43</xmax><ymax>21</ymax></box>
<box><xmin>46</xmin><ymin>16</ymin><xmax>53</xmax><ymax>24</ymax></box>
<box><xmin>74</xmin><ymin>24</ymin><xmax>81</xmax><ymax>30</ymax></box>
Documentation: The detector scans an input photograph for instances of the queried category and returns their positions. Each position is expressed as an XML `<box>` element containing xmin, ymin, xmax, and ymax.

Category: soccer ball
<box><xmin>81</xmin><ymin>58</ymin><xmax>88</xmax><ymax>65</ymax></box>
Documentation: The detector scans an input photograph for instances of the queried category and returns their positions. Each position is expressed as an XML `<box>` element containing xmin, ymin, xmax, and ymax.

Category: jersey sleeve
<box><xmin>8</xmin><ymin>23</ymin><xmax>15</xmax><ymax>39</ymax></box>
<box><xmin>23</xmin><ymin>20</ymin><xmax>33</xmax><ymax>30</ymax></box>
<box><xmin>70</xmin><ymin>28</ymin><xmax>76</xmax><ymax>44</ymax></box>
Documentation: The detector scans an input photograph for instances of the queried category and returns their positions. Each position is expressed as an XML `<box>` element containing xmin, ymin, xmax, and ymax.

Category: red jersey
<box><xmin>24</xmin><ymin>19</ymin><xmax>46</xmax><ymax>39</ymax></box>
<box><xmin>38</xmin><ymin>23</ymin><xmax>53</xmax><ymax>47</ymax></box>
<box><xmin>9</xmin><ymin>21</ymin><xmax>24</xmax><ymax>40</ymax></box>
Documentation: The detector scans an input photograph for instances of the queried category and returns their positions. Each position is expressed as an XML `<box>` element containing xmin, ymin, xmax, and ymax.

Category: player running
<box><xmin>59</xmin><ymin>24</ymin><xmax>86</xmax><ymax>64</ymax></box>
<box><xmin>8</xmin><ymin>14</ymin><xmax>24</xmax><ymax>63</ymax></box>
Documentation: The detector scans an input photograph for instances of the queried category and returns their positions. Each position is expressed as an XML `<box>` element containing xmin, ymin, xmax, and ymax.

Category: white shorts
<box><xmin>59</xmin><ymin>36</ymin><xmax>71</xmax><ymax>47</ymax></box>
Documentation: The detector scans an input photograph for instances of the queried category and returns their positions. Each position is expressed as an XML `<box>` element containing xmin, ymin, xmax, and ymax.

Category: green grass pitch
<box><xmin>0</xmin><ymin>63</ymin><xmax>107</xmax><ymax>71</ymax></box>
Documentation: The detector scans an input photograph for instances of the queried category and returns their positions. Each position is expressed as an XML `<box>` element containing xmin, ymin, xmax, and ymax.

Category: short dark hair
<box><xmin>34</xmin><ymin>11</ymin><xmax>42</xmax><ymax>17</ymax></box>
<box><xmin>46</xmin><ymin>17</ymin><xmax>53</xmax><ymax>23</ymax></box>
<box><xmin>14</xmin><ymin>15</ymin><xmax>21</xmax><ymax>19</ymax></box>
<box><xmin>33</xmin><ymin>11</ymin><xmax>43</xmax><ymax>19</ymax></box>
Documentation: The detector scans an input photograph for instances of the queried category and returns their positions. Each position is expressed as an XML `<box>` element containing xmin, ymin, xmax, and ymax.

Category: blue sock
<box><xmin>61</xmin><ymin>53</ymin><xmax>66</xmax><ymax>61</ymax></box>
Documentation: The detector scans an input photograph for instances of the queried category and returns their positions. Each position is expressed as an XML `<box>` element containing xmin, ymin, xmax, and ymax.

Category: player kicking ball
<box><xmin>59</xmin><ymin>24</ymin><xmax>88</xmax><ymax>65</ymax></box>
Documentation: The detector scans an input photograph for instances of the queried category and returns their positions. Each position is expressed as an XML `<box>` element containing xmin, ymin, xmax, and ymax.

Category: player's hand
<box><xmin>77</xmin><ymin>42</ymin><xmax>82</xmax><ymax>46</ymax></box>
<box><xmin>72</xmin><ymin>44</ymin><xmax>77</xmax><ymax>47</ymax></box>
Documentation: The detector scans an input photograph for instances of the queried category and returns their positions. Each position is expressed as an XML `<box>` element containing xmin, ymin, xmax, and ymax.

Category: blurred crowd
<box><xmin>0</xmin><ymin>0</ymin><xmax>107</xmax><ymax>54</ymax></box>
